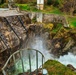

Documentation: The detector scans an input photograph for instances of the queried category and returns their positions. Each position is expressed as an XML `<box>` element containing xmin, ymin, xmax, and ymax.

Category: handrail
<box><xmin>1</xmin><ymin>48</ymin><xmax>45</xmax><ymax>75</ymax></box>
<box><xmin>2</xmin><ymin>50</ymin><xmax>19</xmax><ymax>71</ymax></box>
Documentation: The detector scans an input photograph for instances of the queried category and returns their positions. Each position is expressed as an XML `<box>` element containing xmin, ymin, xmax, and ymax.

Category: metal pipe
<box><xmin>20</xmin><ymin>51</ymin><xmax>25</xmax><ymax>75</ymax></box>
<box><xmin>36</xmin><ymin>51</ymin><xmax>38</xmax><ymax>75</ymax></box>
<box><xmin>3</xmin><ymin>17</ymin><xmax>20</xmax><ymax>40</ymax></box>
<box><xmin>28</xmin><ymin>50</ymin><xmax>32</xmax><ymax>75</ymax></box>
<box><xmin>17</xmin><ymin>16</ymin><xmax>27</xmax><ymax>31</ymax></box>
<box><xmin>2</xmin><ymin>70</ymin><xmax>6</xmax><ymax>75</ymax></box>
<box><xmin>42</xmin><ymin>55</ymin><xmax>44</xmax><ymax>74</ymax></box>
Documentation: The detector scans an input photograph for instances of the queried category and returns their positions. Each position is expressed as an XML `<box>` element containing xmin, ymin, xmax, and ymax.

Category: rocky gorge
<box><xmin>0</xmin><ymin>10</ymin><xmax>76</xmax><ymax>74</ymax></box>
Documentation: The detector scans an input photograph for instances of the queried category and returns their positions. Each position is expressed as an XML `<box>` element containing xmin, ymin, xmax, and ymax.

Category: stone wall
<box><xmin>0</xmin><ymin>12</ymin><xmax>31</xmax><ymax>71</ymax></box>
<box><xmin>27</xmin><ymin>12</ymin><xmax>69</xmax><ymax>27</ymax></box>
<box><xmin>5</xmin><ymin>0</ymin><xmax>36</xmax><ymax>3</ymax></box>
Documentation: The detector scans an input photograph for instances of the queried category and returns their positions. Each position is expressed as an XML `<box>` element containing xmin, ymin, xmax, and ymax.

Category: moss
<box><xmin>43</xmin><ymin>60</ymin><xmax>76</xmax><ymax>75</ymax></box>
<box><xmin>52</xmin><ymin>23</ymin><xmax>62</xmax><ymax>33</ymax></box>
<box><xmin>43</xmin><ymin>23</ymin><xmax>54</xmax><ymax>32</ymax></box>
<box><xmin>16</xmin><ymin>4</ymin><xmax>30</xmax><ymax>11</ymax></box>
<box><xmin>68</xmin><ymin>17</ymin><xmax>76</xmax><ymax>28</ymax></box>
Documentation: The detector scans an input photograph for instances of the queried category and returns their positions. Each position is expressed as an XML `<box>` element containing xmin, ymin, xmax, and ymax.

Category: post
<box><xmin>37</xmin><ymin>0</ymin><xmax>44</xmax><ymax>10</ymax></box>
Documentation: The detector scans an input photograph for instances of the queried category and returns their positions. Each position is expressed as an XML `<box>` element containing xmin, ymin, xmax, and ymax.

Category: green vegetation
<box><xmin>68</xmin><ymin>17</ymin><xmax>76</xmax><ymax>27</ymax></box>
<box><xmin>16</xmin><ymin>3</ymin><xmax>62</xmax><ymax>14</ymax></box>
<box><xmin>52</xmin><ymin>23</ymin><xmax>62</xmax><ymax>33</ymax></box>
<box><xmin>16</xmin><ymin>3</ymin><xmax>76</xmax><ymax>28</ymax></box>
<box><xmin>16</xmin><ymin>3</ymin><xmax>40</xmax><ymax>12</ymax></box>
<box><xmin>0</xmin><ymin>2</ymin><xmax>76</xmax><ymax>28</ymax></box>
<box><xmin>16</xmin><ymin>4</ymin><xmax>30</xmax><ymax>11</ymax></box>
<box><xmin>0</xmin><ymin>3</ymin><xmax>7</xmax><ymax>8</ymax></box>
<box><xmin>43</xmin><ymin>60</ymin><xmax>76</xmax><ymax>75</ymax></box>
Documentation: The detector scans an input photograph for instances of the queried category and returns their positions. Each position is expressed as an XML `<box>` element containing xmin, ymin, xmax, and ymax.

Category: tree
<box><xmin>47</xmin><ymin>0</ymin><xmax>59</xmax><ymax>7</ymax></box>
<box><xmin>47</xmin><ymin>0</ymin><xmax>53</xmax><ymax>5</ymax></box>
<box><xmin>0</xmin><ymin>0</ymin><xmax>4</xmax><ymax>4</ymax></box>
<box><xmin>61</xmin><ymin>0</ymin><xmax>76</xmax><ymax>15</ymax></box>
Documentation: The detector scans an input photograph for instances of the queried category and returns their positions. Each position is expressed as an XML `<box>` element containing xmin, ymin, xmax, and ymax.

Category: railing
<box><xmin>1</xmin><ymin>48</ymin><xmax>45</xmax><ymax>75</ymax></box>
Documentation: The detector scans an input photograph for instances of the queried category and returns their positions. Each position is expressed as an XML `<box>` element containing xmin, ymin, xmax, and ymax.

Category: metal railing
<box><xmin>1</xmin><ymin>48</ymin><xmax>45</xmax><ymax>75</ymax></box>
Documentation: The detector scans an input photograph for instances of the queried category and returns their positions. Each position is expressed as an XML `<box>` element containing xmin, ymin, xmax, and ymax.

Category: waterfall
<box><xmin>57</xmin><ymin>52</ymin><xmax>76</xmax><ymax>68</ymax></box>
<box><xmin>31</xmin><ymin>37</ymin><xmax>54</xmax><ymax>61</ymax></box>
<box><xmin>13</xmin><ymin>36</ymin><xmax>76</xmax><ymax>75</ymax></box>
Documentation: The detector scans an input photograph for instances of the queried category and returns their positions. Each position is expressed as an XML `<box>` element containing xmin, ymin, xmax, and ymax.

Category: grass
<box><xmin>16</xmin><ymin>3</ymin><xmax>63</xmax><ymax>14</ymax></box>
<box><xmin>16</xmin><ymin>4</ymin><xmax>30</xmax><ymax>11</ymax></box>
<box><xmin>68</xmin><ymin>17</ymin><xmax>76</xmax><ymax>28</ymax></box>
<box><xmin>52</xmin><ymin>23</ymin><xmax>62</xmax><ymax>33</ymax></box>
<box><xmin>0</xmin><ymin>3</ymin><xmax>76</xmax><ymax>28</ymax></box>
<box><xmin>43</xmin><ymin>60</ymin><xmax>76</xmax><ymax>75</ymax></box>
<box><xmin>16</xmin><ymin>3</ymin><xmax>40</xmax><ymax>12</ymax></box>
<box><xmin>47</xmin><ymin>7</ymin><xmax>62</xmax><ymax>15</ymax></box>
<box><xmin>0</xmin><ymin>3</ymin><xmax>8</xmax><ymax>8</ymax></box>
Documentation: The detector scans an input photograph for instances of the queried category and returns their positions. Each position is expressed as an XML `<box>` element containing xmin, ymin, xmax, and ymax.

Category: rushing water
<box><xmin>31</xmin><ymin>37</ymin><xmax>76</xmax><ymax>68</ymax></box>
<box><xmin>11</xmin><ymin>37</ymin><xmax>76</xmax><ymax>75</ymax></box>
<box><xmin>57</xmin><ymin>52</ymin><xmax>76</xmax><ymax>68</ymax></box>
<box><xmin>31</xmin><ymin>37</ymin><xmax>54</xmax><ymax>61</ymax></box>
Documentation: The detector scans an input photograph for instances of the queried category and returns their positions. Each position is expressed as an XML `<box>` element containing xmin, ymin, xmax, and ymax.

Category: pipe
<box><xmin>3</xmin><ymin>17</ymin><xmax>20</xmax><ymax>40</ymax></box>
<box><xmin>17</xmin><ymin>16</ymin><xmax>27</xmax><ymax>31</ymax></box>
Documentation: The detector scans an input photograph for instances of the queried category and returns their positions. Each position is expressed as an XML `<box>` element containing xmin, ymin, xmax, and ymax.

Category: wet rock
<box><xmin>62</xmin><ymin>39</ymin><xmax>75</xmax><ymax>52</ymax></box>
<box><xmin>67</xmin><ymin>64</ymin><xmax>76</xmax><ymax>72</ymax></box>
<box><xmin>70</xmin><ymin>46</ymin><xmax>76</xmax><ymax>55</ymax></box>
<box><xmin>55</xmin><ymin>42</ymin><xmax>61</xmax><ymax>49</ymax></box>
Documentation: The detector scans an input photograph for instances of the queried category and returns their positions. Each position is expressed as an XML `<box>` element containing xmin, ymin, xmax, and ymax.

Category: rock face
<box><xmin>46</xmin><ymin>27</ymin><xmax>76</xmax><ymax>56</ymax></box>
<box><xmin>67</xmin><ymin>64</ymin><xmax>76</xmax><ymax>72</ymax></box>
<box><xmin>43</xmin><ymin>60</ymin><xmax>76</xmax><ymax>75</ymax></box>
<box><xmin>28</xmin><ymin>12</ymin><xmax>69</xmax><ymax>27</ymax></box>
<box><xmin>0</xmin><ymin>12</ymin><xmax>31</xmax><ymax>71</ymax></box>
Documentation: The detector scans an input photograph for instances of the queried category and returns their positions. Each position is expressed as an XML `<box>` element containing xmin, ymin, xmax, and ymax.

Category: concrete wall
<box><xmin>28</xmin><ymin>12</ymin><xmax>69</xmax><ymax>27</ymax></box>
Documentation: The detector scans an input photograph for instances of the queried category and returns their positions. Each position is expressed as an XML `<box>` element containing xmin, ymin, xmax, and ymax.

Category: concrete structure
<box><xmin>37</xmin><ymin>0</ymin><xmax>44</xmax><ymax>10</ymax></box>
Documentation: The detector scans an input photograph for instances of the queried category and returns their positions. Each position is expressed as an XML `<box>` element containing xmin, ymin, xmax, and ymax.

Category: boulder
<box><xmin>67</xmin><ymin>64</ymin><xmax>76</xmax><ymax>72</ymax></box>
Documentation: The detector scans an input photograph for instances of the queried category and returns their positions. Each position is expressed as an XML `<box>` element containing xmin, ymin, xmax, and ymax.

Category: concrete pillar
<box><xmin>37</xmin><ymin>0</ymin><xmax>44</xmax><ymax>10</ymax></box>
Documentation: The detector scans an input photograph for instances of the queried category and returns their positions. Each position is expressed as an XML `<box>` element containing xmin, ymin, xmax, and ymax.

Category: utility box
<box><xmin>37</xmin><ymin>0</ymin><xmax>44</xmax><ymax>10</ymax></box>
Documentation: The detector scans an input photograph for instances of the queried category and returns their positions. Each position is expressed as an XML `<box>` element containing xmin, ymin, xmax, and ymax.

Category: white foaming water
<box><xmin>31</xmin><ymin>37</ymin><xmax>54</xmax><ymax>61</ymax></box>
<box><xmin>57</xmin><ymin>52</ymin><xmax>76</xmax><ymax>68</ymax></box>
<box><xmin>14</xmin><ymin>37</ymin><xmax>76</xmax><ymax>75</ymax></box>
<box><xmin>13</xmin><ymin>37</ymin><xmax>53</xmax><ymax>75</ymax></box>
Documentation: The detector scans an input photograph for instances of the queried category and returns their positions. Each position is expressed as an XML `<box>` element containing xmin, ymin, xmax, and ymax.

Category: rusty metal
<box><xmin>3</xmin><ymin>17</ymin><xmax>21</xmax><ymax>40</ymax></box>
<box><xmin>17</xmin><ymin>16</ymin><xmax>27</xmax><ymax>31</ymax></box>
